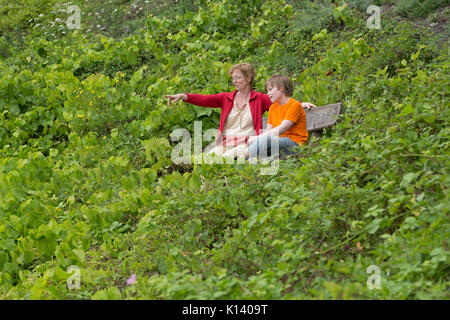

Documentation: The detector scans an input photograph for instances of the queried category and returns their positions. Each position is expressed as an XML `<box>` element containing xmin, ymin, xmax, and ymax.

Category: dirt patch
<box><xmin>401</xmin><ymin>5</ymin><xmax>449</xmax><ymax>45</ymax></box>
<box><xmin>423</xmin><ymin>6</ymin><xmax>449</xmax><ymax>44</ymax></box>
<box><xmin>381</xmin><ymin>3</ymin><xmax>449</xmax><ymax>46</ymax></box>
<box><xmin>381</xmin><ymin>3</ymin><xmax>395</xmax><ymax>16</ymax></box>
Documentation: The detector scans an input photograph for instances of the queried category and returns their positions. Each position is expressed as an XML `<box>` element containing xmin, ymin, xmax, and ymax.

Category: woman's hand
<box><xmin>302</xmin><ymin>102</ymin><xmax>317</xmax><ymax>110</ymax></box>
<box><xmin>165</xmin><ymin>93</ymin><xmax>187</xmax><ymax>107</ymax></box>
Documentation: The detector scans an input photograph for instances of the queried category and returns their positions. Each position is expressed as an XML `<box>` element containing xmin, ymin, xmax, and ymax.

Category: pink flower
<box><xmin>126</xmin><ymin>274</ymin><xmax>136</xmax><ymax>286</ymax></box>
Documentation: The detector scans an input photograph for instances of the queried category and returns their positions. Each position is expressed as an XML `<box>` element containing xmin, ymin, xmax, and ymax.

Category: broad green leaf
<box><xmin>366</xmin><ymin>218</ymin><xmax>383</xmax><ymax>234</ymax></box>
<box><xmin>72</xmin><ymin>249</ymin><xmax>85</xmax><ymax>264</ymax></box>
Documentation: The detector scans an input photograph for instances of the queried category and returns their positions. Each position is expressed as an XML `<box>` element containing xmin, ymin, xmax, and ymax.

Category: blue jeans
<box><xmin>248</xmin><ymin>135</ymin><xmax>300</xmax><ymax>159</ymax></box>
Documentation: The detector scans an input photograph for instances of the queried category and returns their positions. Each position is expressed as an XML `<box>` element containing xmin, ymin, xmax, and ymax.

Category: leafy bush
<box><xmin>0</xmin><ymin>0</ymin><xmax>448</xmax><ymax>300</ymax></box>
<box><xmin>394</xmin><ymin>0</ymin><xmax>449</xmax><ymax>18</ymax></box>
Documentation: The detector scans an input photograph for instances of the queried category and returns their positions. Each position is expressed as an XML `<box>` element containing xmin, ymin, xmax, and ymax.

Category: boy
<box><xmin>247</xmin><ymin>75</ymin><xmax>309</xmax><ymax>160</ymax></box>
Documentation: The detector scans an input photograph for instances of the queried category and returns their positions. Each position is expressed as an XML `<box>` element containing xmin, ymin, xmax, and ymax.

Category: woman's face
<box><xmin>231</xmin><ymin>70</ymin><xmax>251</xmax><ymax>91</ymax></box>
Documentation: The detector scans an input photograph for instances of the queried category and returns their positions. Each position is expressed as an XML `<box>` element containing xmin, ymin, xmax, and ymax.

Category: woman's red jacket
<box><xmin>185</xmin><ymin>90</ymin><xmax>272</xmax><ymax>145</ymax></box>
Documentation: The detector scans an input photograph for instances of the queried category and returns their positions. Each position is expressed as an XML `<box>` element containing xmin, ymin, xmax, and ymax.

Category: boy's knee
<box><xmin>248</xmin><ymin>141</ymin><xmax>258</xmax><ymax>158</ymax></box>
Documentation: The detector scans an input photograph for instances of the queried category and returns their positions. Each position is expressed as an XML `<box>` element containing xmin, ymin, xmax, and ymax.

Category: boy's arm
<box><xmin>265</xmin><ymin>100</ymin><xmax>303</xmax><ymax>136</ymax></box>
<box><xmin>249</xmin><ymin>101</ymin><xmax>298</xmax><ymax>143</ymax></box>
<box><xmin>248</xmin><ymin>121</ymin><xmax>292</xmax><ymax>144</ymax></box>
<box><xmin>301</xmin><ymin>102</ymin><xmax>317</xmax><ymax>109</ymax></box>
<box><xmin>248</xmin><ymin>123</ymin><xmax>273</xmax><ymax>145</ymax></box>
<box><xmin>265</xmin><ymin>120</ymin><xmax>294</xmax><ymax>136</ymax></box>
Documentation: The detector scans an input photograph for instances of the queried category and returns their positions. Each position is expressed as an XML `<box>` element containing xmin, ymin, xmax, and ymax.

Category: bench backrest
<box><xmin>262</xmin><ymin>103</ymin><xmax>342</xmax><ymax>132</ymax></box>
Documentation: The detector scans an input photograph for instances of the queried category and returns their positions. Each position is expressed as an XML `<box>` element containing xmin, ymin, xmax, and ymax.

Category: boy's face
<box><xmin>266</xmin><ymin>84</ymin><xmax>284</xmax><ymax>104</ymax></box>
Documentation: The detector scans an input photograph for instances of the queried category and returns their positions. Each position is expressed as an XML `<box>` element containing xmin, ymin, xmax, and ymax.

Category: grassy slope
<box><xmin>0</xmin><ymin>0</ymin><xmax>448</xmax><ymax>299</ymax></box>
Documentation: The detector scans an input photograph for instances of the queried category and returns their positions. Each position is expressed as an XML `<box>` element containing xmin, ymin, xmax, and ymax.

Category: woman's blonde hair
<box><xmin>228</xmin><ymin>63</ymin><xmax>256</xmax><ymax>85</ymax></box>
<box><xmin>265</xmin><ymin>74</ymin><xmax>294</xmax><ymax>97</ymax></box>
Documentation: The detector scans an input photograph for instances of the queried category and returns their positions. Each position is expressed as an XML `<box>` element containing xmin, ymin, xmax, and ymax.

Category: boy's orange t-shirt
<box><xmin>268</xmin><ymin>97</ymin><xmax>308</xmax><ymax>145</ymax></box>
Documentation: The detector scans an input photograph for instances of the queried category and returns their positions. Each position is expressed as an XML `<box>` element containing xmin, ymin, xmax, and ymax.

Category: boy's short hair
<box><xmin>228</xmin><ymin>63</ymin><xmax>256</xmax><ymax>85</ymax></box>
<box><xmin>265</xmin><ymin>75</ymin><xmax>294</xmax><ymax>97</ymax></box>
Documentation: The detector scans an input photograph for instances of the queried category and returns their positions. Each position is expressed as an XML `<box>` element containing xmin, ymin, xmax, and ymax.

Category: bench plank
<box><xmin>262</xmin><ymin>103</ymin><xmax>342</xmax><ymax>132</ymax></box>
<box><xmin>305</xmin><ymin>103</ymin><xmax>342</xmax><ymax>132</ymax></box>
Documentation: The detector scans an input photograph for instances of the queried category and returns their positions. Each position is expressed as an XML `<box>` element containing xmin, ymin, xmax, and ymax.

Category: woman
<box><xmin>165</xmin><ymin>63</ymin><xmax>315</xmax><ymax>160</ymax></box>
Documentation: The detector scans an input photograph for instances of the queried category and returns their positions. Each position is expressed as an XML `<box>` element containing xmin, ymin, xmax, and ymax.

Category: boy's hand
<box><xmin>247</xmin><ymin>135</ymin><xmax>257</xmax><ymax>145</ymax></box>
<box><xmin>302</xmin><ymin>102</ymin><xmax>317</xmax><ymax>110</ymax></box>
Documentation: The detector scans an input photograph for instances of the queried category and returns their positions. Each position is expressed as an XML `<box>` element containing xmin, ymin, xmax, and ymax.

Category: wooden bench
<box><xmin>262</xmin><ymin>103</ymin><xmax>343</xmax><ymax>145</ymax></box>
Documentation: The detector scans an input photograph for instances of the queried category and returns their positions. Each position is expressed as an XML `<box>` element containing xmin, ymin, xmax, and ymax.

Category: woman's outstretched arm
<box><xmin>165</xmin><ymin>93</ymin><xmax>187</xmax><ymax>107</ymax></box>
<box><xmin>165</xmin><ymin>92</ymin><xmax>225</xmax><ymax>108</ymax></box>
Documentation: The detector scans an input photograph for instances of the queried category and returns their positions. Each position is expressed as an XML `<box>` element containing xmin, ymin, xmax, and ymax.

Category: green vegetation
<box><xmin>0</xmin><ymin>0</ymin><xmax>448</xmax><ymax>299</ymax></box>
<box><xmin>393</xmin><ymin>0</ymin><xmax>449</xmax><ymax>18</ymax></box>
